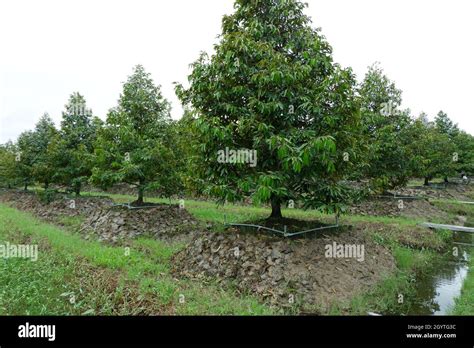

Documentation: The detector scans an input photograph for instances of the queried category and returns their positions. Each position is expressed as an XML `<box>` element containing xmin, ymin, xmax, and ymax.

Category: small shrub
<box><xmin>36</xmin><ymin>189</ymin><xmax>57</xmax><ymax>204</ymax></box>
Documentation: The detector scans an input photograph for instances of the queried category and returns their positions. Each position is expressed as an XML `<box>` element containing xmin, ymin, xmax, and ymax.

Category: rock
<box><xmin>271</xmin><ymin>249</ymin><xmax>283</xmax><ymax>259</ymax></box>
<box><xmin>113</xmin><ymin>217</ymin><xmax>125</xmax><ymax>226</ymax></box>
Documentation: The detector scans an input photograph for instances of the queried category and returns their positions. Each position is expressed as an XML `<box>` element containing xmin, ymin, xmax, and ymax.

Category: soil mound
<box><xmin>350</xmin><ymin>197</ymin><xmax>451</xmax><ymax>222</ymax></box>
<box><xmin>0</xmin><ymin>190</ymin><xmax>113</xmax><ymax>220</ymax></box>
<box><xmin>0</xmin><ymin>190</ymin><xmax>200</xmax><ymax>244</ymax></box>
<box><xmin>81</xmin><ymin>205</ymin><xmax>199</xmax><ymax>244</ymax></box>
<box><xmin>172</xmin><ymin>228</ymin><xmax>395</xmax><ymax>313</ymax></box>
<box><xmin>396</xmin><ymin>185</ymin><xmax>473</xmax><ymax>201</ymax></box>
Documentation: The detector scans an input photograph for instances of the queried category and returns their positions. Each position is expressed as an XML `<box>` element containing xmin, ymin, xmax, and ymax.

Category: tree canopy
<box><xmin>53</xmin><ymin>92</ymin><xmax>102</xmax><ymax>195</ymax></box>
<box><xmin>91</xmin><ymin>65</ymin><xmax>180</xmax><ymax>204</ymax></box>
<box><xmin>176</xmin><ymin>0</ymin><xmax>362</xmax><ymax>218</ymax></box>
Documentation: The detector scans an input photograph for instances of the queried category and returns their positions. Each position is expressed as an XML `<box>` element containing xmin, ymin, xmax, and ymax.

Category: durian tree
<box><xmin>176</xmin><ymin>0</ymin><xmax>362</xmax><ymax>218</ymax></box>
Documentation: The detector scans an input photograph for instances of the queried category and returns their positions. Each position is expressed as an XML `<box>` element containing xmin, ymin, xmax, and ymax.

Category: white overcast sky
<box><xmin>1</xmin><ymin>0</ymin><xmax>473</xmax><ymax>143</ymax></box>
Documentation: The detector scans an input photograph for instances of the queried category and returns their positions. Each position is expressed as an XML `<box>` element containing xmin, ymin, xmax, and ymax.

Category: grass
<box><xmin>431</xmin><ymin>200</ymin><xmax>474</xmax><ymax>216</ymax></box>
<box><xmin>56</xmin><ymin>215</ymin><xmax>85</xmax><ymax>229</ymax></box>
<box><xmin>324</xmin><ymin>242</ymin><xmax>440</xmax><ymax>315</ymax></box>
<box><xmin>430</xmin><ymin>199</ymin><xmax>474</xmax><ymax>227</ymax></box>
<box><xmin>322</xmin><ymin>214</ymin><xmax>452</xmax><ymax>315</ymax></box>
<box><xmin>392</xmin><ymin>245</ymin><xmax>435</xmax><ymax>272</ymax></box>
<box><xmin>346</xmin><ymin>273</ymin><xmax>415</xmax><ymax>315</ymax></box>
<box><xmin>451</xmin><ymin>254</ymin><xmax>474</xmax><ymax>315</ymax></box>
<box><xmin>433</xmin><ymin>199</ymin><xmax>474</xmax><ymax>315</ymax></box>
<box><xmin>406</xmin><ymin>178</ymin><xmax>453</xmax><ymax>187</ymax></box>
<box><xmin>2</xmin><ymin>187</ymin><xmax>471</xmax><ymax>316</ymax></box>
<box><xmin>81</xmin><ymin>190</ymin><xmax>426</xmax><ymax>229</ymax></box>
<box><xmin>0</xmin><ymin>203</ymin><xmax>273</xmax><ymax>315</ymax></box>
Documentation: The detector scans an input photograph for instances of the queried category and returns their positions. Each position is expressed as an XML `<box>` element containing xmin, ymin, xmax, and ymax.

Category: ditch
<box><xmin>409</xmin><ymin>231</ymin><xmax>472</xmax><ymax>315</ymax></box>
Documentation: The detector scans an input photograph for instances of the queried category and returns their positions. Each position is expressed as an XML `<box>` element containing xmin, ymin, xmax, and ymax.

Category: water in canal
<box><xmin>409</xmin><ymin>231</ymin><xmax>473</xmax><ymax>315</ymax></box>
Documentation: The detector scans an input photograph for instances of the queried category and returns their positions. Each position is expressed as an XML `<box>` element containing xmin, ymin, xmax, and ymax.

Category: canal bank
<box><xmin>451</xmin><ymin>233</ymin><xmax>474</xmax><ymax>315</ymax></box>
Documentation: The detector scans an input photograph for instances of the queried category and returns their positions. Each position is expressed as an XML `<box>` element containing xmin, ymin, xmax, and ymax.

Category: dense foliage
<box><xmin>176</xmin><ymin>0</ymin><xmax>362</xmax><ymax>217</ymax></box>
<box><xmin>90</xmin><ymin>65</ymin><xmax>181</xmax><ymax>204</ymax></box>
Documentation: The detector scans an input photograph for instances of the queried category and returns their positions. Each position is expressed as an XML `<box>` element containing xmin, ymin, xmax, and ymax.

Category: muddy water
<box><xmin>409</xmin><ymin>232</ymin><xmax>473</xmax><ymax>315</ymax></box>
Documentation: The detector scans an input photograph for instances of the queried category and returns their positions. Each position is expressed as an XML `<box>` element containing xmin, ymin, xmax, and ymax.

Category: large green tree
<box><xmin>407</xmin><ymin>116</ymin><xmax>456</xmax><ymax>185</ymax></box>
<box><xmin>174</xmin><ymin>109</ymin><xmax>201</xmax><ymax>197</ymax></box>
<box><xmin>358</xmin><ymin>63</ymin><xmax>413</xmax><ymax>190</ymax></box>
<box><xmin>91</xmin><ymin>65</ymin><xmax>179</xmax><ymax>204</ymax></box>
<box><xmin>30</xmin><ymin>113</ymin><xmax>59</xmax><ymax>189</ymax></box>
<box><xmin>453</xmin><ymin>130</ymin><xmax>474</xmax><ymax>176</ymax></box>
<box><xmin>433</xmin><ymin>111</ymin><xmax>459</xmax><ymax>182</ymax></box>
<box><xmin>14</xmin><ymin>131</ymin><xmax>36</xmax><ymax>190</ymax></box>
<box><xmin>0</xmin><ymin>142</ymin><xmax>18</xmax><ymax>188</ymax></box>
<box><xmin>433</xmin><ymin>111</ymin><xmax>474</xmax><ymax>180</ymax></box>
<box><xmin>435</xmin><ymin>111</ymin><xmax>459</xmax><ymax>139</ymax></box>
<box><xmin>54</xmin><ymin>92</ymin><xmax>102</xmax><ymax>195</ymax></box>
<box><xmin>176</xmin><ymin>0</ymin><xmax>362</xmax><ymax>218</ymax></box>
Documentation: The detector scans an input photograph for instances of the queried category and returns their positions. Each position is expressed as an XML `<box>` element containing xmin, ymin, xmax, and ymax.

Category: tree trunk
<box><xmin>24</xmin><ymin>182</ymin><xmax>28</xmax><ymax>191</ymax></box>
<box><xmin>424</xmin><ymin>177</ymin><xmax>430</xmax><ymax>186</ymax></box>
<box><xmin>270</xmin><ymin>195</ymin><xmax>282</xmax><ymax>219</ymax></box>
<box><xmin>444</xmin><ymin>176</ymin><xmax>449</xmax><ymax>184</ymax></box>
<box><xmin>137</xmin><ymin>183</ymin><xmax>144</xmax><ymax>206</ymax></box>
<box><xmin>44</xmin><ymin>181</ymin><xmax>49</xmax><ymax>190</ymax></box>
<box><xmin>74</xmin><ymin>182</ymin><xmax>81</xmax><ymax>196</ymax></box>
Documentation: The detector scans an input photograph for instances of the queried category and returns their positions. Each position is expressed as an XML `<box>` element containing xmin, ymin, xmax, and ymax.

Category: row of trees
<box><xmin>174</xmin><ymin>0</ymin><xmax>474</xmax><ymax>217</ymax></box>
<box><xmin>356</xmin><ymin>64</ymin><xmax>473</xmax><ymax>190</ymax></box>
<box><xmin>0</xmin><ymin>66</ymin><xmax>183</xmax><ymax>204</ymax></box>
<box><xmin>1</xmin><ymin>0</ymin><xmax>473</xmax><ymax>217</ymax></box>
